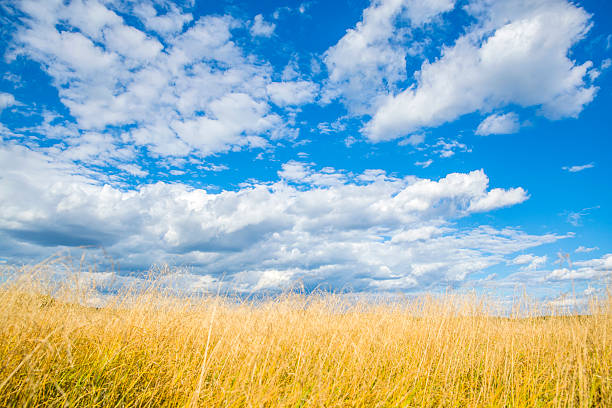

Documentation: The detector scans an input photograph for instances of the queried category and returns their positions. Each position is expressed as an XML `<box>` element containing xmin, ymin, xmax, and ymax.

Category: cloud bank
<box><xmin>0</xmin><ymin>143</ymin><xmax>558</xmax><ymax>292</ymax></box>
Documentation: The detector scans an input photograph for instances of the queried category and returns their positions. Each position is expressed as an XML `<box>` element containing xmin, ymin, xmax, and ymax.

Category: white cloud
<box><xmin>415</xmin><ymin>159</ymin><xmax>433</xmax><ymax>168</ymax></box>
<box><xmin>117</xmin><ymin>163</ymin><xmax>148</xmax><ymax>178</ymax></box>
<box><xmin>344</xmin><ymin>136</ymin><xmax>357</xmax><ymax>147</ymax></box>
<box><xmin>201</xmin><ymin>163</ymin><xmax>229</xmax><ymax>172</ymax></box>
<box><xmin>365</xmin><ymin>0</ymin><xmax>596</xmax><ymax>141</ymax></box>
<box><xmin>398</xmin><ymin>133</ymin><xmax>425</xmax><ymax>146</ymax></box>
<box><xmin>433</xmin><ymin>138</ymin><xmax>471</xmax><ymax>158</ymax></box>
<box><xmin>562</xmin><ymin>163</ymin><xmax>594</xmax><ymax>172</ymax></box>
<box><xmin>103</xmin><ymin>23</ymin><xmax>163</xmax><ymax>61</ymax></box>
<box><xmin>0</xmin><ymin>144</ymin><xmax>562</xmax><ymax>293</ymax></box>
<box><xmin>575</xmin><ymin>246</ymin><xmax>598</xmax><ymax>253</ymax></box>
<box><xmin>476</xmin><ymin>112</ymin><xmax>520</xmax><ymax>136</ymax></box>
<box><xmin>9</xmin><ymin>2</ymin><xmax>297</xmax><ymax>159</ymax></box>
<box><xmin>0</xmin><ymin>92</ymin><xmax>17</xmax><ymax>111</ymax></box>
<box><xmin>323</xmin><ymin>0</ymin><xmax>455</xmax><ymax>114</ymax></box>
<box><xmin>390</xmin><ymin>226</ymin><xmax>446</xmax><ymax>243</ymax></box>
<box><xmin>267</xmin><ymin>81</ymin><xmax>319</xmax><ymax>107</ymax></box>
<box><xmin>278</xmin><ymin>161</ymin><xmax>347</xmax><ymax>186</ymax></box>
<box><xmin>547</xmin><ymin>254</ymin><xmax>612</xmax><ymax>281</ymax></box>
<box><xmin>512</xmin><ymin>254</ymin><xmax>547</xmax><ymax>271</ymax></box>
<box><xmin>318</xmin><ymin>117</ymin><xmax>347</xmax><ymax>134</ymax></box>
<box><xmin>133</xmin><ymin>2</ymin><xmax>193</xmax><ymax>35</ymax></box>
<box><xmin>250</xmin><ymin>14</ymin><xmax>276</xmax><ymax>37</ymax></box>
<box><xmin>566</xmin><ymin>206</ymin><xmax>599</xmax><ymax>226</ymax></box>
<box><xmin>169</xmin><ymin>93</ymin><xmax>275</xmax><ymax>156</ymax></box>
<box><xmin>468</xmin><ymin>187</ymin><xmax>529</xmax><ymax>212</ymax></box>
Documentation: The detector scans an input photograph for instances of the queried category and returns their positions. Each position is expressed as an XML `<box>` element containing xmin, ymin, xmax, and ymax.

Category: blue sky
<box><xmin>0</xmin><ymin>0</ymin><xmax>610</xmax><ymax>299</ymax></box>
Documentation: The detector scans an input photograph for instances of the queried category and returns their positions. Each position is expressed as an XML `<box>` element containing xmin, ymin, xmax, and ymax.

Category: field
<box><xmin>0</xmin><ymin>264</ymin><xmax>611</xmax><ymax>407</ymax></box>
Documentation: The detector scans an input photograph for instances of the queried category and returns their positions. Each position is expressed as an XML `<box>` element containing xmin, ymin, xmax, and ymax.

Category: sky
<box><xmin>0</xmin><ymin>0</ymin><xmax>610</xmax><ymax>299</ymax></box>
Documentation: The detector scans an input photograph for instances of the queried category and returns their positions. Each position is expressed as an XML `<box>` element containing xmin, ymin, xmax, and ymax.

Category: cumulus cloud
<box><xmin>0</xmin><ymin>92</ymin><xmax>17</xmax><ymax>111</ymax></box>
<box><xmin>1</xmin><ymin>0</ymin><xmax>601</xmax><ymax>297</ymax></box>
<box><xmin>547</xmin><ymin>254</ymin><xmax>612</xmax><ymax>281</ymax></box>
<box><xmin>267</xmin><ymin>81</ymin><xmax>319</xmax><ymax>107</ymax></box>
<box><xmin>250</xmin><ymin>14</ymin><xmax>276</xmax><ymax>37</ymax></box>
<box><xmin>323</xmin><ymin>0</ymin><xmax>455</xmax><ymax>114</ymax></box>
<box><xmin>9</xmin><ymin>0</ymin><xmax>294</xmax><ymax>159</ymax></box>
<box><xmin>512</xmin><ymin>254</ymin><xmax>547</xmax><ymax>271</ymax></box>
<box><xmin>468</xmin><ymin>187</ymin><xmax>528</xmax><ymax>212</ymax></box>
<box><xmin>133</xmin><ymin>2</ymin><xmax>193</xmax><ymax>35</ymax></box>
<box><xmin>476</xmin><ymin>113</ymin><xmax>521</xmax><ymax>135</ymax></box>
<box><xmin>364</xmin><ymin>0</ymin><xmax>596</xmax><ymax>141</ymax></box>
<box><xmin>0</xmin><ymin>144</ymin><xmax>561</xmax><ymax>292</ymax></box>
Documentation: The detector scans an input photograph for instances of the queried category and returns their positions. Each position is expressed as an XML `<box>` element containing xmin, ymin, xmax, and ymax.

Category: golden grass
<box><xmin>0</xmin><ymin>265</ymin><xmax>611</xmax><ymax>407</ymax></box>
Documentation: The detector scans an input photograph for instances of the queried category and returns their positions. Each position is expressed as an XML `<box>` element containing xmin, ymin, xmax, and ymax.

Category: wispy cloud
<box><xmin>566</xmin><ymin>206</ymin><xmax>600</xmax><ymax>226</ymax></box>
<box><xmin>562</xmin><ymin>163</ymin><xmax>595</xmax><ymax>172</ymax></box>
<box><xmin>511</xmin><ymin>254</ymin><xmax>547</xmax><ymax>271</ymax></box>
<box><xmin>576</xmin><ymin>246</ymin><xmax>599</xmax><ymax>253</ymax></box>
<box><xmin>415</xmin><ymin>159</ymin><xmax>433</xmax><ymax>168</ymax></box>
<box><xmin>476</xmin><ymin>113</ymin><xmax>520</xmax><ymax>136</ymax></box>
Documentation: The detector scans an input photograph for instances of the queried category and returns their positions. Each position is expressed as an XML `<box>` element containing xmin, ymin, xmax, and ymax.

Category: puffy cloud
<box><xmin>547</xmin><ymin>254</ymin><xmax>612</xmax><ymax>281</ymax></box>
<box><xmin>9</xmin><ymin>1</ymin><xmax>295</xmax><ymax>159</ymax></box>
<box><xmin>323</xmin><ymin>0</ymin><xmax>455</xmax><ymax>113</ymax></box>
<box><xmin>562</xmin><ymin>163</ymin><xmax>594</xmax><ymax>172</ymax></box>
<box><xmin>0</xmin><ymin>144</ymin><xmax>562</xmax><ymax>292</ymax></box>
<box><xmin>133</xmin><ymin>2</ymin><xmax>193</xmax><ymax>35</ymax></box>
<box><xmin>169</xmin><ymin>93</ymin><xmax>275</xmax><ymax>156</ymax></box>
<box><xmin>476</xmin><ymin>113</ymin><xmax>520</xmax><ymax>136</ymax></box>
<box><xmin>250</xmin><ymin>14</ymin><xmax>276</xmax><ymax>37</ymax></box>
<box><xmin>267</xmin><ymin>81</ymin><xmax>319</xmax><ymax>107</ymax></box>
<box><xmin>512</xmin><ymin>254</ymin><xmax>547</xmax><ymax>271</ymax></box>
<box><xmin>432</xmin><ymin>139</ymin><xmax>471</xmax><ymax>158</ymax></box>
<box><xmin>365</xmin><ymin>0</ymin><xmax>596</xmax><ymax>141</ymax></box>
<box><xmin>103</xmin><ymin>23</ymin><xmax>163</xmax><ymax>61</ymax></box>
<box><xmin>0</xmin><ymin>92</ymin><xmax>17</xmax><ymax>111</ymax></box>
<box><xmin>468</xmin><ymin>187</ymin><xmax>528</xmax><ymax>212</ymax></box>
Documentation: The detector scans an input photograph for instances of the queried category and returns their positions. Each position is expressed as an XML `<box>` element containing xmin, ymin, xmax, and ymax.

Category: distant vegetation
<box><xmin>0</xmin><ymin>262</ymin><xmax>611</xmax><ymax>407</ymax></box>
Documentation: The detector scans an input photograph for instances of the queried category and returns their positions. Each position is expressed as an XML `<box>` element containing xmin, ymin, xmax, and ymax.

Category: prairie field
<box><xmin>0</xmin><ymin>264</ymin><xmax>611</xmax><ymax>407</ymax></box>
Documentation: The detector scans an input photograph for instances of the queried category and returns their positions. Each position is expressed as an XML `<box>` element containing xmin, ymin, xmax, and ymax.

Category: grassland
<box><xmin>0</xmin><ymin>264</ymin><xmax>611</xmax><ymax>407</ymax></box>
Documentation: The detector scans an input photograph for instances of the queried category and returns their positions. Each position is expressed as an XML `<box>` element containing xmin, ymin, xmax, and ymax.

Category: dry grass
<box><xmin>0</xmin><ymin>264</ymin><xmax>611</xmax><ymax>407</ymax></box>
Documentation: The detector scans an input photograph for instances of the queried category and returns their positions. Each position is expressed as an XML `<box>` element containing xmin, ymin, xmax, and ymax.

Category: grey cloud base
<box><xmin>0</xmin><ymin>144</ymin><xmax>564</xmax><ymax>293</ymax></box>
